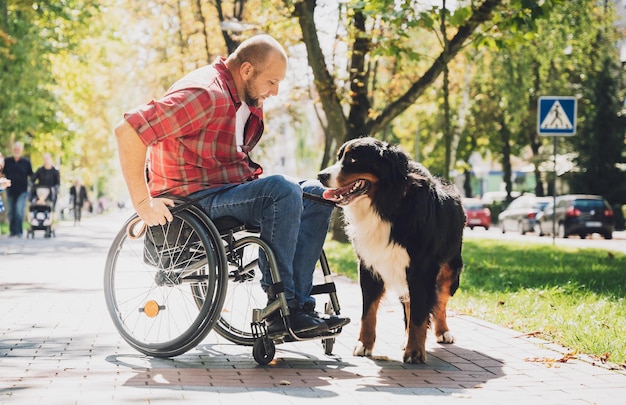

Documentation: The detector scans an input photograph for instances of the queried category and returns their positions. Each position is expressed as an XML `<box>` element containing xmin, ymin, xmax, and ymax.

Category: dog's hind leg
<box><xmin>433</xmin><ymin>254</ymin><xmax>462</xmax><ymax>344</ymax></box>
<box><xmin>354</xmin><ymin>263</ymin><xmax>384</xmax><ymax>358</ymax></box>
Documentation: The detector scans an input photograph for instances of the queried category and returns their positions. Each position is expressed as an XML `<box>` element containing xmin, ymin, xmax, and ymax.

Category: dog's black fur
<box><xmin>318</xmin><ymin>137</ymin><xmax>465</xmax><ymax>363</ymax></box>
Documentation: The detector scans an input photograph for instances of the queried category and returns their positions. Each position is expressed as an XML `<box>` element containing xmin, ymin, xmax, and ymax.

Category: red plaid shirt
<box><xmin>124</xmin><ymin>57</ymin><xmax>264</xmax><ymax>197</ymax></box>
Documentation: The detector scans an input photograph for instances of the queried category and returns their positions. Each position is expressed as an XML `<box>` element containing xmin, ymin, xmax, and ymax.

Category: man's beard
<box><xmin>243</xmin><ymin>78</ymin><xmax>261</xmax><ymax>107</ymax></box>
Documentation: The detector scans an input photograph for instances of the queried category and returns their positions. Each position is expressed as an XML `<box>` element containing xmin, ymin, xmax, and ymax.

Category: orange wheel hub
<box><xmin>143</xmin><ymin>300</ymin><xmax>160</xmax><ymax>318</ymax></box>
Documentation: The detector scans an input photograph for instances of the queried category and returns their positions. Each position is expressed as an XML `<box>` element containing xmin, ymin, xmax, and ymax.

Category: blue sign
<box><xmin>537</xmin><ymin>96</ymin><xmax>577</xmax><ymax>136</ymax></box>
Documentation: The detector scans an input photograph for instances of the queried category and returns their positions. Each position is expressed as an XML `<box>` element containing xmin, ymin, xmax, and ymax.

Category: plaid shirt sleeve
<box><xmin>126</xmin><ymin>89</ymin><xmax>218</xmax><ymax>145</ymax></box>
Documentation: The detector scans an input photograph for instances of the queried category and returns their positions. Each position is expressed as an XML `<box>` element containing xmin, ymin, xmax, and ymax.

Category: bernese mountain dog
<box><xmin>318</xmin><ymin>137</ymin><xmax>465</xmax><ymax>364</ymax></box>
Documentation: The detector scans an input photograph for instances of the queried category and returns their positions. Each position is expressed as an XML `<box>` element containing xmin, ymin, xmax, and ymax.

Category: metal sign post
<box><xmin>537</xmin><ymin>96</ymin><xmax>577</xmax><ymax>244</ymax></box>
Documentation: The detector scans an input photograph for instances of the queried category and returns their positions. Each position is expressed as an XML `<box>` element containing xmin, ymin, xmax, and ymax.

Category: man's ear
<box><xmin>240</xmin><ymin>62</ymin><xmax>254</xmax><ymax>80</ymax></box>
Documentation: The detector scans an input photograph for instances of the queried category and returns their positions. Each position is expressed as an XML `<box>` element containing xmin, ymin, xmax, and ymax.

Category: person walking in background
<box><xmin>3</xmin><ymin>142</ymin><xmax>33</xmax><ymax>237</ymax></box>
<box><xmin>0</xmin><ymin>151</ymin><xmax>10</xmax><ymax>191</ymax></box>
<box><xmin>0</xmin><ymin>152</ymin><xmax>12</xmax><ymax>225</ymax></box>
<box><xmin>32</xmin><ymin>153</ymin><xmax>60</xmax><ymax>209</ymax></box>
<box><xmin>69</xmin><ymin>178</ymin><xmax>88</xmax><ymax>225</ymax></box>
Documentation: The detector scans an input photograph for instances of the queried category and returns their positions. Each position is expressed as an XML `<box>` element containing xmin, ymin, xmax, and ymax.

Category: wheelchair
<box><xmin>103</xmin><ymin>196</ymin><xmax>345</xmax><ymax>365</ymax></box>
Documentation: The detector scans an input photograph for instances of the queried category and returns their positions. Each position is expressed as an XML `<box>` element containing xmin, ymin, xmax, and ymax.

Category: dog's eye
<box><xmin>348</xmin><ymin>157</ymin><xmax>357</xmax><ymax>164</ymax></box>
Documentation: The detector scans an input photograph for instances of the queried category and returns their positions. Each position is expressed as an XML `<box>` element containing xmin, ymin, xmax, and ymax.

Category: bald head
<box><xmin>227</xmin><ymin>34</ymin><xmax>287</xmax><ymax>74</ymax></box>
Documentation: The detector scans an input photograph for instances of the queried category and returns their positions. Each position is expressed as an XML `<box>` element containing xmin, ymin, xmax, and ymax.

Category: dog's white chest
<box><xmin>344</xmin><ymin>204</ymin><xmax>410</xmax><ymax>296</ymax></box>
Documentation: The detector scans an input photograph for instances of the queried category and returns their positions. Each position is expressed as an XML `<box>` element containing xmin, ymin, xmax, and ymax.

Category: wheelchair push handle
<box><xmin>126</xmin><ymin>216</ymin><xmax>146</xmax><ymax>240</ymax></box>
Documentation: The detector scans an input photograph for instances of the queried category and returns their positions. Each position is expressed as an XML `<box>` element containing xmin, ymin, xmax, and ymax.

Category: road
<box><xmin>464</xmin><ymin>225</ymin><xmax>626</xmax><ymax>254</ymax></box>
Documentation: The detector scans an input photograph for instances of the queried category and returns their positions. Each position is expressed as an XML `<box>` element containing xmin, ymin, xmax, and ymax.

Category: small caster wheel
<box><xmin>322</xmin><ymin>337</ymin><xmax>335</xmax><ymax>355</ymax></box>
<box><xmin>253</xmin><ymin>337</ymin><xmax>275</xmax><ymax>365</ymax></box>
<box><xmin>323</xmin><ymin>301</ymin><xmax>336</xmax><ymax>355</ymax></box>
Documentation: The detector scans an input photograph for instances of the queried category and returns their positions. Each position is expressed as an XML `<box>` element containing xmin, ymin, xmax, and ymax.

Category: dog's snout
<box><xmin>317</xmin><ymin>172</ymin><xmax>330</xmax><ymax>186</ymax></box>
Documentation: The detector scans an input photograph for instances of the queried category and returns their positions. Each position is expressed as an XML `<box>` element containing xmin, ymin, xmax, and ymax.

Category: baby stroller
<box><xmin>27</xmin><ymin>187</ymin><xmax>55</xmax><ymax>238</ymax></box>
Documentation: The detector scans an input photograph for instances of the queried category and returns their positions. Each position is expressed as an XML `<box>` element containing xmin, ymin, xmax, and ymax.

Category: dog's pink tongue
<box><xmin>322</xmin><ymin>188</ymin><xmax>340</xmax><ymax>201</ymax></box>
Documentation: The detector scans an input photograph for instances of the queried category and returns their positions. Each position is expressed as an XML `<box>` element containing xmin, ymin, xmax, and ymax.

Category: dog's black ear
<box><xmin>381</xmin><ymin>144</ymin><xmax>410</xmax><ymax>185</ymax></box>
<box><xmin>371</xmin><ymin>144</ymin><xmax>411</xmax><ymax>220</ymax></box>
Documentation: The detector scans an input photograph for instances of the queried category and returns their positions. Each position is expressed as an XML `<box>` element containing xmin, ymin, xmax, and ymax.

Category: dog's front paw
<box><xmin>403</xmin><ymin>348</ymin><xmax>427</xmax><ymax>364</ymax></box>
<box><xmin>353</xmin><ymin>341</ymin><xmax>373</xmax><ymax>357</ymax></box>
<box><xmin>436</xmin><ymin>331</ymin><xmax>455</xmax><ymax>344</ymax></box>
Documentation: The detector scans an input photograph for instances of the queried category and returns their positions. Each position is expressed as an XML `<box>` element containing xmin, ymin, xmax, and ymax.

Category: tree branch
<box><xmin>366</xmin><ymin>0</ymin><xmax>503</xmax><ymax>136</ymax></box>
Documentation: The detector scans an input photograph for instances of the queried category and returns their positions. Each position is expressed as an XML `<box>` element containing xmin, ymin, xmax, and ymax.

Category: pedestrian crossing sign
<box><xmin>537</xmin><ymin>96</ymin><xmax>577</xmax><ymax>136</ymax></box>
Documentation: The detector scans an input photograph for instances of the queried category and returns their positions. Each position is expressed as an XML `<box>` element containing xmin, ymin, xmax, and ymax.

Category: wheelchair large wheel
<box><xmin>104</xmin><ymin>209</ymin><xmax>228</xmax><ymax>358</ymax></box>
<box><xmin>213</xmin><ymin>235</ymin><xmax>273</xmax><ymax>346</ymax></box>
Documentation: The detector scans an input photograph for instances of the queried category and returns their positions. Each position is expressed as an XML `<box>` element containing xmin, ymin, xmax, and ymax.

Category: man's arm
<box><xmin>114</xmin><ymin>119</ymin><xmax>173</xmax><ymax>226</ymax></box>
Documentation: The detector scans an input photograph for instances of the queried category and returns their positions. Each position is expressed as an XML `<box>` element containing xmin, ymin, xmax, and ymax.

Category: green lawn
<box><xmin>324</xmin><ymin>237</ymin><xmax>626</xmax><ymax>367</ymax></box>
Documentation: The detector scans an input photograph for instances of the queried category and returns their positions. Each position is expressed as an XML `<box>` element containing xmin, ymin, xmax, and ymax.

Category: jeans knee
<box><xmin>264</xmin><ymin>175</ymin><xmax>302</xmax><ymax>204</ymax></box>
<box><xmin>301</xmin><ymin>179</ymin><xmax>325</xmax><ymax>195</ymax></box>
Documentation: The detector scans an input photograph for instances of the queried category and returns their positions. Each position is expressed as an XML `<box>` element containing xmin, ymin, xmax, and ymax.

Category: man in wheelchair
<box><xmin>114</xmin><ymin>34</ymin><xmax>349</xmax><ymax>338</ymax></box>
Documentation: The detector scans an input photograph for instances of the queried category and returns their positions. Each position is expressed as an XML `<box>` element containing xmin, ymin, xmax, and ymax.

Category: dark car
<box><xmin>538</xmin><ymin>194</ymin><xmax>614</xmax><ymax>239</ymax></box>
<box><xmin>462</xmin><ymin>198</ymin><xmax>491</xmax><ymax>230</ymax></box>
<box><xmin>498</xmin><ymin>195</ymin><xmax>552</xmax><ymax>235</ymax></box>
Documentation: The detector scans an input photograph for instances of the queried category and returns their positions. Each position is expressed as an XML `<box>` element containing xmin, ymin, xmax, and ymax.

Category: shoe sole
<box><xmin>325</xmin><ymin>317</ymin><xmax>350</xmax><ymax>330</ymax></box>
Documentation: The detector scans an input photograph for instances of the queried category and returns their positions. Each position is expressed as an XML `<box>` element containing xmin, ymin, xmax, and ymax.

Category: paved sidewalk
<box><xmin>1</xmin><ymin>210</ymin><xmax>625</xmax><ymax>404</ymax></box>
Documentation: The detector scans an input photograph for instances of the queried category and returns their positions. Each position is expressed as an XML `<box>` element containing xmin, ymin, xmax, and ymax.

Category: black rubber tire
<box><xmin>253</xmin><ymin>337</ymin><xmax>275</xmax><ymax>365</ymax></box>
<box><xmin>104</xmin><ymin>210</ymin><xmax>227</xmax><ymax>358</ymax></box>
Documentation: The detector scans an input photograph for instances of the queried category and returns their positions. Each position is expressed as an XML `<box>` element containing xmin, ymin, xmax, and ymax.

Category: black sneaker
<box><xmin>302</xmin><ymin>302</ymin><xmax>350</xmax><ymax>330</ymax></box>
<box><xmin>266</xmin><ymin>307</ymin><xmax>328</xmax><ymax>337</ymax></box>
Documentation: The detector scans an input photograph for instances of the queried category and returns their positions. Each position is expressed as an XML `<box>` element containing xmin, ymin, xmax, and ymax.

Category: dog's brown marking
<box><xmin>354</xmin><ymin>293</ymin><xmax>382</xmax><ymax>356</ymax></box>
<box><xmin>433</xmin><ymin>262</ymin><xmax>455</xmax><ymax>344</ymax></box>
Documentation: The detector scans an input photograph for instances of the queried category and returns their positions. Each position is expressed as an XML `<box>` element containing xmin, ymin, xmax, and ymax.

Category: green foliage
<box><xmin>570</xmin><ymin>52</ymin><xmax>626</xmax><ymax>205</ymax></box>
<box><xmin>3</xmin><ymin>0</ymin><xmax>624</xmax><ymax>215</ymax></box>
<box><xmin>459</xmin><ymin>0</ymin><xmax>623</xmax><ymax>199</ymax></box>
<box><xmin>0</xmin><ymin>0</ymin><xmax>101</xmax><ymax>156</ymax></box>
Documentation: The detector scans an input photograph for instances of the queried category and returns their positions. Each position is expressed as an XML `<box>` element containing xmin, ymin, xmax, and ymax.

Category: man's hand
<box><xmin>0</xmin><ymin>177</ymin><xmax>11</xmax><ymax>188</ymax></box>
<box><xmin>135</xmin><ymin>197</ymin><xmax>175</xmax><ymax>226</ymax></box>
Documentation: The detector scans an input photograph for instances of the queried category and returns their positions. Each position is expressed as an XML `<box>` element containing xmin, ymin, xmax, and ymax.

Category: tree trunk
<box><xmin>442</xmin><ymin>2</ymin><xmax>452</xmax><ymax>179</ymax></box>
<box><xmin>293</xmin><ymin>0</ymin><xmax>348</xmax><ymax>148</ymax></box>
<box><xmin>346</xmin><ymin>10</ymin><xmax>371</xmax><ymax>142</ymax></box>
<box><xmin>500</xmin><ymin>117</ymin><xmax>513</xmax><ymax>202</ymax></box>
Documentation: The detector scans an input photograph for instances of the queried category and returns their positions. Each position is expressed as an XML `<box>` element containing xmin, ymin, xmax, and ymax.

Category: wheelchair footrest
<box><xmin>310</xmin><ymin>282</ymin><xmax>337</xmax><ymax>295</ymax></box>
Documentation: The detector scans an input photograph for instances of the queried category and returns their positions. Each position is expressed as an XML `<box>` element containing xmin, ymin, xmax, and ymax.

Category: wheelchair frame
<box><xmin>103</xmin><ymin>197</ymin><xmax>344</xmax><ymax>365</ymax></box>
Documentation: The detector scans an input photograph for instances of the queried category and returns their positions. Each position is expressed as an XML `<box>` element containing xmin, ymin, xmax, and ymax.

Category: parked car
<box><xmin>462</xmin><ymin>198</ymin><xmax>491</xmax><ymax>230</ymax></box>
<box><xmin>537</xmin><ymin>194</ymin><xmax>614</xmax><ymax>239</ymax></box>
<box><xmin>498</xmin><ymin>195</ymin><xmax>552</xmax><ymax>235</ymax></box>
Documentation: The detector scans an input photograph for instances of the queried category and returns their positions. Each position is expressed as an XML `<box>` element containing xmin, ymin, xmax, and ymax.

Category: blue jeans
<box><xmin>191</xmin><ymin>175</ymin><xmax>334</xmax><ymax>309</ymax></box>
<box><xmin>6</xmin><ymin>191</ymin><xmax>28</xmax><ymax>237</ymax></box>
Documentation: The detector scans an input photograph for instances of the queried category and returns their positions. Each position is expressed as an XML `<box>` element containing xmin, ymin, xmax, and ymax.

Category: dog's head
<box><xmin>318</xmin><ymin>137</ymin><xmax>411</xmax><ymax>207</ymax></box>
